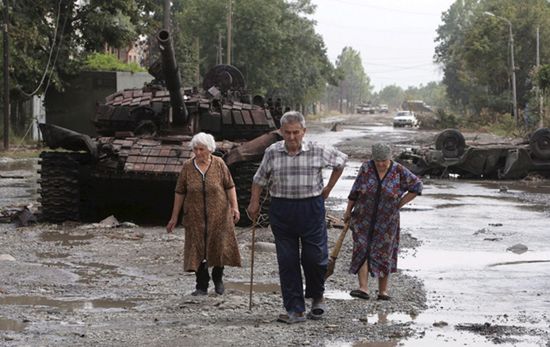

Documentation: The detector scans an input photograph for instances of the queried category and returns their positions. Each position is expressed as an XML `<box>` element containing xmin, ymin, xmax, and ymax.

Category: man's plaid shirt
<box><xmin>253</xmin><ymin>140</ymin><xmax>348</xmax><ymax>199</ymax></box>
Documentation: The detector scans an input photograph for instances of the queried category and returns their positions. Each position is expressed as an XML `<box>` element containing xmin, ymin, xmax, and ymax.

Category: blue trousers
<box><xmin>269</xmin><ymin>195</ymin><xmax>328</xmax><ymax>314</ymax></box>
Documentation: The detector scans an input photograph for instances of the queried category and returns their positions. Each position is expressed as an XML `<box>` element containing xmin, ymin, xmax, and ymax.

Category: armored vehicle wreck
<box><xmin>38</xmin><ymin>30</ymin><xmax>278</xmax><ymax>225</ymax></box>
<box><xmin>395</xmin><ymin>128</ymin><xmax>550</xmax><ymax>179</ymax></box>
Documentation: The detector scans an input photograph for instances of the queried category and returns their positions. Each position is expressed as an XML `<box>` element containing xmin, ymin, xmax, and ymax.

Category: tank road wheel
<box><xmin>230</xmin><ymin>161</ymin><xmax>270</xmax><ymax>227</ymax></box>
<box><xmin>435</xmin><ymin>129</ymin><xmax>466</xmax><ymax>158</ymax></box>
<box><xmin>38</xmin><ymin>152</ymin><xmax>88</xmax><ymax>223</ymax></box>
<box><xmin>529</xmin><ymin>128</ymin><xmax>550</xmax><ymax>160</ymax></box>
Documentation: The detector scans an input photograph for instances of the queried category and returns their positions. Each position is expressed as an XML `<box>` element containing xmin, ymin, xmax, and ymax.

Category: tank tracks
<box><xmin>38</xmin><ymin>152</ymin><xmax>91</xmax><ymax>223</ymax></box>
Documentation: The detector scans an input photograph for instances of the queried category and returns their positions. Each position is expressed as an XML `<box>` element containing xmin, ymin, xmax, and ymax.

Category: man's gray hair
<box><xmin>280</xmin><ymin>111</ymin><xmax>306</xmax><ymax>128</ymax></box>
<box><xmin>190</xmin><ymin>132</ymin><xmax>216</xmax><ymax>152</ymax></box>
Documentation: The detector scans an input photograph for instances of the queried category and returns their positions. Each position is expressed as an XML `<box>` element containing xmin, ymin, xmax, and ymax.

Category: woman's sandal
<box><xmin>349</xmin><ymin>289</ymin><xmax>370</xmax><ymax>300</ymax></box>
<box><xmin>377</xmin><ymin>294</ymin><xmax>391</xmax><ymax>301</ymax></box>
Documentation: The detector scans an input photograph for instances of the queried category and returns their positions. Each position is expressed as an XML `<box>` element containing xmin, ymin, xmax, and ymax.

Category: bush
<box><xmin>84</xmin><ymin>53</ymin><xmax>145</xmax><ymax>73</ymax></box>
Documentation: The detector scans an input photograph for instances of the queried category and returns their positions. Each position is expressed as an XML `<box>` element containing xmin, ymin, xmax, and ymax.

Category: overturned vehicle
<box><xmin>395</xmin><ymin>128</ymin><xmax>550</xmax><ymax>179</ymax></box>
<box><xmin>38</xmin><ymin>30</ymin><xmax>278</xmax><ymax>225</ymax></box>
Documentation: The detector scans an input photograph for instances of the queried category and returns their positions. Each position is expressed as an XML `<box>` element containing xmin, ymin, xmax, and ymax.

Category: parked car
<box><xmin>395</xmin><ymin>128</ymin><xmax>550</xmax><ymax>179</ymax></box>
<box><xmin>379</xmin><ymin>104</ymin><xmax>389</xmax><ymax>113</ymax></box>
<box><xmin>393</xmin><ymin>110</ymin><xmax>418</xmax><ymax>127</ymax></box>
<box><xmin>356</xmin><ymin>103</ymin><xmax>376</xmax><ymax>114</ymax></box>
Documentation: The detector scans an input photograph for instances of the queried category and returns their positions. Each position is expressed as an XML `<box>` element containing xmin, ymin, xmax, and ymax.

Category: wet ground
<box><xmin>1</xmin><ymin>113</ymin><xmax>549</xmax><ymax>346</ymax></box>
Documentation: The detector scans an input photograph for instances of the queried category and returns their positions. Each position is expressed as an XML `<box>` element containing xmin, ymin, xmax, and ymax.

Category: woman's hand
<box><xmin>232</xmin><ymin>208</ymin><xmax>240</xmax><ymax>224</ymax></box>
<box><xmin>166</xmin><ymin>218</ymin><xmax>177</xmax><ymax>233</ymax></box>
<box><xmin>343</xmin><ymin>210</ymin><xmax>351</xmax><ymax>223</ymax></box>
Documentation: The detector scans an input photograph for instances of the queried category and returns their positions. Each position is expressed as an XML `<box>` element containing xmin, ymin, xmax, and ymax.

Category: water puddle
<box><xmin>36</xmin><ymin>252</ymin><xmax>70</xmax><ymax>259</ymax></box>
<box><xmin>326</xmin><ymin>339</ymin><xmax>398</xmax><ymax>347</ymax></box>
<box><xmin>225</xmin><ymin>281</ymin><xmax>280</xmax><ymax>294</ymax></box>
<box><xmin>324</xmin><ymin>290</ymin><xmax>353</xmax><ymax>300</ymax></box>
<box><xmin>40</xmin><ymin>260</ymin><xmax>125</xmax><ymax>283</ymax></box>
<box><xmin>487</xmin><ymin>259</ymin><xmax>550</xmax><ymax>267</ymax></box>
<box><xmin>361</xmin><ymin>312</ymin><xmax>416</xmax><ymax>325</ymax></box>
<box><xmin>0</xmin><ymin>317</ymin><xmax>27</xmax><ymax>332</ymax></box>
<box><xmin>40</xmin><ymin>231</ymin><xmax>94</xmax><ymax>246</ymax></box>
<box><xmin>0</xmin><ymin>296</ymin><xmax>138</xmax><ymax>311</ymax></box>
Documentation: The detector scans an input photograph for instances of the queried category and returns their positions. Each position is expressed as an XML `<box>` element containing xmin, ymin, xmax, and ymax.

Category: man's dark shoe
<box><xmin>214</xmin><ymin>281</ymin><xmax>225</xmax><ymax>295</ymax></box>
<box><xmin>191</xmin><ymin>289</ymin><xmax>207</xmax><ymax>296</ymax></box>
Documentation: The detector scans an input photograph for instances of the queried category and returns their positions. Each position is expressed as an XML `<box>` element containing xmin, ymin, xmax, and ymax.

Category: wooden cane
<box><xmin>325</xmin><ymin>222</ymin><xmax>350</xmax><ymax>279</ymax></box>
<box><xmin>248</xmin><ymin>221</ymin><xmax>257</xmax><ymax>311</ymax></box>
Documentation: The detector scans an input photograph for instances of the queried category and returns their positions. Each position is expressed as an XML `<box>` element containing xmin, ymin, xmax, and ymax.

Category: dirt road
<box><xmin>1</xmin><ymin>113</ymin><xmax>549</xmax><ymax>346</ymax></box>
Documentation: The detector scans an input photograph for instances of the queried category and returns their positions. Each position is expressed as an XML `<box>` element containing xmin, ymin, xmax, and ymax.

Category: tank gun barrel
<box><xmin>157</xmin><ymin>29</ymin><xmax>188</xmax><ymax>126</ymax></box>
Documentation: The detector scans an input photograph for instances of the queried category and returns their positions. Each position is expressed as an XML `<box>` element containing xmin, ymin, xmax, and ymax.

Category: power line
<box><xmin>318</xmin><ymin>0</ymin><xmax>443</xmax><ymax>17</ymax></box>
<box><xmin>19</xmin><ymin>0</ymin><xmax>64</xmax><ymax>97</ymax></box>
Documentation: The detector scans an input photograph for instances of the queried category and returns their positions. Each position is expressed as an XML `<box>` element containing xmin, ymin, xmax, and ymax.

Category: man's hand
<box><xmin>321</xmin><ymin>186</ymin><xmax>332</xmax><ymax>200</ymax></box>
<box><xmin>246</xmin><ymin>202</ymin><xmax>260</xmax><ymax>223</ymax></box>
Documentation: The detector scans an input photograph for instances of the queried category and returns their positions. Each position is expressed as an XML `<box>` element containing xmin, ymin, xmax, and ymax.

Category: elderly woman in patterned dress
<box><xmin>343</xmin><ymin>142</ymin><xmax>422</xmax><ymax>300</ymax></box>
<box><xmin>166</xmin><ymin>132</ymin><xmax>241</xmax><ymax>296</ymax></box>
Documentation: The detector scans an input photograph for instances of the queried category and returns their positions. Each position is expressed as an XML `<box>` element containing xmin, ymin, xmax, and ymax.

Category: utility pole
<box><xmin>508</xmin><ymin>22</ymin><xmax>518</xmax><ymax>127</ymax></box>
<box><xmin>484</xmin><ymin>12</ymin><xmax>518</xmax><ymax>127</ymax></box>
<box><xmin>217</xmin><ymin>31</ymin><xmax>223</xmax><ymax>65</ymax></box>
<box><xmin>163</xmin><ymin>0</ymin><xmax>170</xmax><ymax>30</ymax></box>
<box><xmin>194</xmin><ymin>37</ymin><xmax>200</xmax><ymax>85</ymax></box>
<box><xmin>3</xmin><ymin>0</ymin><xmax>9</xmax><ymax>150</ymax></box>
<box><xmin>537</xmin><ymin>26</ymin><xmax>544</xmax><ymax>128</ymax></box>
<box><xmin>226</xmin><ymin>0</ymin><xmax>232</xmax><ymax>65</ymax></box>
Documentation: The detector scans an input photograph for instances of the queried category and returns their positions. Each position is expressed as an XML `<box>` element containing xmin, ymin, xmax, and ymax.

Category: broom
<box><xmin>325</xmin><ymin>222</ymin><xmax>350</xmax><ymax>279</ymax></box>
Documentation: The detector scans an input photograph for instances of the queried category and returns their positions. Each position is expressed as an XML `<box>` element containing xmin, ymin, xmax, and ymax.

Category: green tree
<box><xmin>171</xmin><ymin>0</ymin><xmax>334</xmax><ymax>112</ymax></box>
<box><xmin>324</xmin><ymin>47</ymin><xmax>371</xmax><ymax>113</ymax></box>
<box><xmin>374</xmin><ymin>85</ymin><xmax>404</xmax><ymax>109</ymax></box>
<box><xmin>435</xmin><ymin>0</ymin><xmax>550</xmax><ymax>124</ymax></box>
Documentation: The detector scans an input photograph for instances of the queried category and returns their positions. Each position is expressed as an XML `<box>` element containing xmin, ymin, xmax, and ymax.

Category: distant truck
<box><xmin>356</xmin><ymin>103</ymin><xmax>376</xmax><ymax>114</ymax></box>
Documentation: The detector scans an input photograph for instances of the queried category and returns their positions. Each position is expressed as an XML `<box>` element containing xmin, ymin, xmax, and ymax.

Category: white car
<box><xmin>393</xmin><ymin>111</ymin><xmax>418</xmax><ymax>127</ymax></box>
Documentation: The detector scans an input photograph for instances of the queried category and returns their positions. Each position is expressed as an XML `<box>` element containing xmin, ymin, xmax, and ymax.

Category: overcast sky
<box><xmin>310</xmin><ymin>0</ymin><xmax>456</xmax><ymax>91</ymax></box>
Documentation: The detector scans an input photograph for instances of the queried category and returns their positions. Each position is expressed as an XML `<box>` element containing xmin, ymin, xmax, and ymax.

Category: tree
<box><xmin>324</xmin><ymin>47</ymin><xmax>371</xmax><ymax>113</ymax></box>
<box><xmin>435</xmin><ymin>0</ymin><xmax>550</xmax><ymax>123</ymax></box>
<box><xmin>171</xmin><ymin>0</ymin><xmax>334</xmax><ymax>111</ymax></box>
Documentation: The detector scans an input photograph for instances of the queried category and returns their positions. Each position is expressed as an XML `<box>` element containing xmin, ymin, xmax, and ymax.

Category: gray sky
<box><xmin>310</xmin><ymin>0</ymin><xmax>456</xmax><ymax>91</ymax></box>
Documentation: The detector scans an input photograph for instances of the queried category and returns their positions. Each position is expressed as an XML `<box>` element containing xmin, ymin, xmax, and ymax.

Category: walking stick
<box><xmin>325</xmin><ymin>221</ymin><xmax>350</xmax><ymax>279</ymax></box>
<box><xmin>248</xmin><ymin>219</ymin><xmax>257</xmax><ymax>311</ymax></box>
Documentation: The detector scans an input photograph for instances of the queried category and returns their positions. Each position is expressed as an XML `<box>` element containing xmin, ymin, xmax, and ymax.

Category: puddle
<box><xmin>0</xmin><ymin>317</ymin><xmax>27</xmax><ymax>332</ymax></box>
<box><xmin>363</xmin><ymin>312</ymin><xmax>415</xmax><ymax>325</ymax></box>
<box><xmin>40</xmin><ymin>260</ymin><xmax>125</xmax><ymax>283</ymax></box>
<box><xmin>0</xmin><ymin>158</ymin><xmax>37</xmax><ymax>171</ymax></box>
<box><xmin>0</xmin><ymin>296</ymin><xmax>138</xmax><ymax>311</ymax></box>
<box><xmin>487</xmin><ymin>259</ymin><xmax>550</xmax><ymax>267</ymax></box>
<box><xmin>40</xmin><ymin>231</ymin><xmax>94</xmax><ymax>246</ymax></box>
<box><xmin>326</xmin><ymin>340</ymin><xmax>398</xmax><ymax>347</ymax></box>
<box><xmin>225</xmin><ymin>281</ymin><xmax>280</xmax><ymax>294</ymax></box>
<box><xmin>324</xmin><ymin>290</ymin><xmax>353</xmax><ymax>300</ymax></box>
<box><xmin>36</xmin><ymin>252</ymin><xmax>70</xmax><ymax>259</ymax></box>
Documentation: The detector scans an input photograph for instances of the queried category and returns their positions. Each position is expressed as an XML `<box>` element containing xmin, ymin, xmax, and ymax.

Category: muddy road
<box><xmin>1</xmin><ymin>113</ymin><xmax>550</xmax><ymax>346</ymax></box>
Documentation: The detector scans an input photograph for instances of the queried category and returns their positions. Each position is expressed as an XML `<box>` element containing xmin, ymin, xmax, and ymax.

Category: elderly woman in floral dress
<box><xmin>343</xmin><ymin>142</ymin><xmax>422</xmax><ymax>300</ymax></box>
<box><xmin>166</xmin><ymin>132</ymin><xmax>241</xmax><ymax>296</ymax></box>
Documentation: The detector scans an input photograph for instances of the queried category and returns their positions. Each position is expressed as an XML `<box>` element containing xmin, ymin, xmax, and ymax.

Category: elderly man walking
<box><xmin>247</xmin><ymin>111</ymin><xmax>347</xmax><ymax>324</ymax></box>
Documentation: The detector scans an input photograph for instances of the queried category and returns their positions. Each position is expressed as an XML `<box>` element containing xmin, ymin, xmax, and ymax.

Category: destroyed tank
<box><xmin>38</xmin><ymin>29</ymin><xmax>278</xmax><ymax>225</ymax></box>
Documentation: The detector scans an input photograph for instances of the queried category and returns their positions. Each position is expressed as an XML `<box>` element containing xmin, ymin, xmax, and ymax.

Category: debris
<box><xmin>488</xmin><ymin>223</ymin><xmax>503</xmax><ymax>227</ymax></box>
<box><xmin>473</xmin><ymin>228</ymin><xmax>490</xmax><ymax>235</ymax></box>
<box><xmin>484</xmin><ymin>237</ymin><xmax>502</xmax><ymax>242</ymax></box>
<box><xmin>506</xmin><ymin>244</ymin><xmax>528</xmax><ymax>254</ymax></box>
<box><xmin>499</xmin><ymin>186</ymin><xmax>508</xmax><ymax>193</ymax></box>
<box><xmin>433</xmin><ymin>321</ymin><xmax>449</xmax><ymax>327</ymax></box>
<box><xmin>0</xmin><ymin>254</ymin><xmax>16</xmax><ymax>261</ymax></box>
<box><xmin>15</xmin><ymin>207</ymin><xmax>37</xmax><ymax>228</ymax></box>
<box><xmin>326</xmin><ymin>214</ymin><xmax>345</xmax><ymax>229</ymax></box>
<box><xmin>99</xmin><ymin>215</ymin><xmax>120</xmax><ymax>227</ymax></box>
<box><xmin>120</xmin><ymin>221</ymin><xmax>138</xmax><ymax>228</ymax></box>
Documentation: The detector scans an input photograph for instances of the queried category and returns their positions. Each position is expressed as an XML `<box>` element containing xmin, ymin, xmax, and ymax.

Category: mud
<box><xmin>1</xmin><ymin>113</ymin><xmax>550</xmax><ymax>346</ymax></box>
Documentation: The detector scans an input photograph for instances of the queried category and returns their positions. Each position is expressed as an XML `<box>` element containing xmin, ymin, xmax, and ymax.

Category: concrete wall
<box><xmin>45</xmin><ymin>71</ymin><xmax>153</xmax><ymax>136</ymax></box>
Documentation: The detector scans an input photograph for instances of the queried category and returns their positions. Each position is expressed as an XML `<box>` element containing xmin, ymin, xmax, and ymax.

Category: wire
<box><xmin>19</xmin><ymin>0</ymin><xmax>64</xmax><ymax>97</ymax></box>
<box><xmin>42</xmin><ymin>1</ymin><xmax>70</xmax><ymax>96</ymax></box>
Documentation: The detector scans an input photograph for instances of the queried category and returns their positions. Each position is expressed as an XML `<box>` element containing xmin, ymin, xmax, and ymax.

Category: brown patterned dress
<box><xmin>175</xmin><ymin>155</ymin><xmax>241</xmax><ymax>271</ymax></box>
